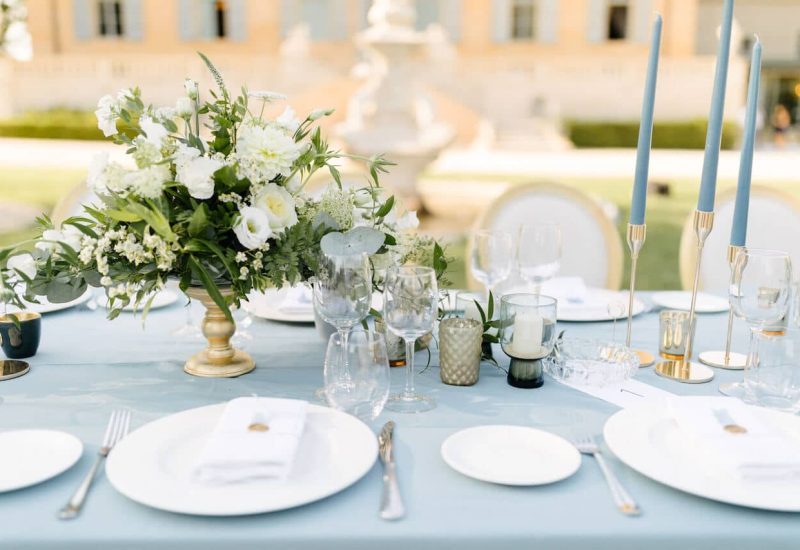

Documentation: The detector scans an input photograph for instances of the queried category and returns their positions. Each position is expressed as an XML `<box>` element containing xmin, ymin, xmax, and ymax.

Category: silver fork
<box><xmin>574</xmin><ymin>436</ymin><xmax>640</xmax><ymax>516</ymax></box>
<box><xmin>58</xmin><ymin>409</ymin><xmax>131</xmax><ymax>520</ymax></box>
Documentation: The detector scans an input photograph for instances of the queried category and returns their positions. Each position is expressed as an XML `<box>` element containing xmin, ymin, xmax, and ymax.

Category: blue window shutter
<box><xmin>632</xmin><ymin>0</ymin><xmax>653</xmax><ymax>43</ymax></box>
<box><xmin>178</xmin><ymin>0</ymin><xmax>195</xmax><ymax>40</ymax></box>
<box><xmin>228</xmin><ymin>0</ymin><xmax>247</xmax><ymax>41</ymax></box>
<box><xmin>280</xmin><ymin>0</ymin><xmax>296</xmax><ymax>37</ymax></box>
<box><xmin>329</xmin><ymin>0</ymin><xmax>348</xmax><ymax>40</ymax></box>
<box><xmin>415</xmin><ymin>0</ymin><xmax>439</xmax><ymax>32</ymax></box>
<box><xmin>440</xmin><ymin>0</ymin><xmax>461</xmax><ymax>42</ymax></box>
<box><xmin>492</xmin><ymin>0</ymin><xmax>511</xmax><ymax>43</ymax></box>
<box><xmin>73</xmin><ymin>0</ymin><xmax>92</xmax><ymax>40</ymax></box>
<box><xmin>587</xmin><ymin>0</ymin><xmax>607</xmax><ymax>43</ymax></box>
<box><xmin>124</xmin><ymin>0</ymin><xmax>144</xmax><ymax>40</ymax></box>
<box><xmin>536</xmin><ymin>0</ymin><xmax>558</xmax><ymax>43</ymax></box>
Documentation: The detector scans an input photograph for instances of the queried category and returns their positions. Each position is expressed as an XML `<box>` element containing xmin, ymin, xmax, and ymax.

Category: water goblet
<box><xmin>720</xmin><ymin>249</ymin><xmax>793</xmax><ymax>398</ymax></box>
<box><xmin>383</xmin><ymin>266</ymin><xmax>438</xmax><ymax>413</ymax></box>
<box><xmin>738</xmin><ymin>329</ymin><xmax>800</xmax><ymax>413</ymax></box>
<box><xmin>517</xmin><ymin>223</ymin><xmax>562</xmax><ymax>295</ymax></box>
<box><xmin>324</xmin><ymin>330</ymin><xmax>390</xmax><ymax>421</ymax></box>
<box><xmin>471</xmin><ymin>229</ymin><xmax>514</xmax><ymax>299</ymax></box>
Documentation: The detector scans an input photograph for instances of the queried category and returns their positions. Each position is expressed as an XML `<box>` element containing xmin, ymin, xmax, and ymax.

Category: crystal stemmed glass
<box><xmin>383</xmin><ymin>266</ymin><xmax>438</xmax><ymax>413</ymax></box>
<box><xmin>324</xmin><ymin>330</ymin><xmax>390</xmax><ymax>421</ymax></box>
<box><xmin>471</xmin><ymin>229</ymin><xmax>513</xmax><ymax>299</ymax></box>
<box><xmin>313</xmin><ymin>252</ymin><xmax>372</xmax><ymax>395</ymax></box>
<box><xmin>517</xmin><ymin>223</ymin><xmax>562</xmax><ymax>295</ymax></box>
<box><xmin>720</xmin><ymin>249</ymin><xmax>793</xmax><ymax>398</ymax></box>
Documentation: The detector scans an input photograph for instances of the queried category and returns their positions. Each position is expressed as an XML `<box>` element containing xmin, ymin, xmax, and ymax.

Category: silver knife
<box><xmin>378</xmin><ymin>421</ymin><xmax>405</xmax><ymax>520</ymax></box>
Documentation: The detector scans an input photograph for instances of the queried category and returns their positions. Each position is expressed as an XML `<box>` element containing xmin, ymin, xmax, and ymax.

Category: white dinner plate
<box><xmin>651</xmin><ymin>291</ymin><xmax>729</xmax><ymax>313</ymax></box>
<box><xmin>244</xmin><ymin>289</ymin><xmax>382</xmax><ymax>324</ymax></box>
<box><xmin>557</xmin><ymin>289</ymin><xmax>647</xmax><ymax>322</ymax></box>
<box><xmin>441</xmin><ymin>425</ymin><xmax>581</xmax><ymax>486</ymax></box>
<box><xmin>0</xmin><ymin>430</ymin><xmax>83</xmax><ymax>493</ymax></box>
<box><xmin>604</xmin><ymin>402</ymin><xmax>800</xmax><ymax>512</ymax></box>
<box><xmin>8</xmin><ymin>290</ymin><xmax>92</xmax><ymax>315</ymax></box>
<box><xmin>106</xmin><ymin>403</ymin><xmax>378</xmax><ymax>516</ymax></box>
<box><xmin>97</xmin><ymin>290</ymin><xmax>179</xmax><ymax>312</ymax></box>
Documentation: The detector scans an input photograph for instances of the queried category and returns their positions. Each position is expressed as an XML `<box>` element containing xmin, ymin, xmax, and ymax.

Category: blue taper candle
<box><xmin>629</xmin><ymin>14</ymin><xmax>663</xmax><ymax>226</ymax></box>
<box><xmin>697</xmin><ymin>0</ymin><xmax>735</xmax><ymax>212</ymax></box>
<box><xmin>730</xmin><ymin>38</ymin><xmax>761</xmax><ymax>247</ymax></box>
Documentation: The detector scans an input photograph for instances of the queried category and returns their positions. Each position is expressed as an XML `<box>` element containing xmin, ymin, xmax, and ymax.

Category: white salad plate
<box><xmin>650</xmin><ymin>291</ymin><xmax>729</xmax><ymax>313</ymax></box>
<box><xmin>604</xmin><ymin>402</ymin><xmax>800</xmax><ymax>512</ymax></box>
<box><xmin>244</xmin><ymin>288</ymin><xmax>382</xmax><ymax>324</ymax></box>
<box><xmin>0</xmin><ymin>430</ymin><xmax>83</xmax><ymax>493</ymax></box>
<box><xmin>441</xmin><ymin>425</ymin><xmax>581</xmax><ymax>486</ymax></box>
<box><xmin>8</xmin><ymin>290</ymin><xmax>92</xmax><ymax>314</ymax></box>
<box><xmin>106</xmin><ymin>403</ymin><xmax>378</xmax><ymax>516</ymax></box>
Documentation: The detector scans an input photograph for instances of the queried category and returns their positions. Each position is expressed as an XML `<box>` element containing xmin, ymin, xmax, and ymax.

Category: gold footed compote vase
<box><xmin>184</xmin><ymin>287</ymin><xmax>255</xmax><ymax>378</ymax></box>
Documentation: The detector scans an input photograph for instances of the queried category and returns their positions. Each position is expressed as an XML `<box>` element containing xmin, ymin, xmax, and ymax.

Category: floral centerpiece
<box><xmin>0</xmin><ymin>54</ymin><xmax>447</xmax><ymax>377</ymax></box>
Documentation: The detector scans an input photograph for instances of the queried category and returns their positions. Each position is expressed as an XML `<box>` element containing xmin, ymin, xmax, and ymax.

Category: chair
<box><xmin>468</xmin><ymin>181</ymin><xmax>624</xmax><ymax>291</ymax></box>
<box><xmin>679</xmin><ymin>185</ymin><xmax>800</xmax><ymax>293</ymax></box>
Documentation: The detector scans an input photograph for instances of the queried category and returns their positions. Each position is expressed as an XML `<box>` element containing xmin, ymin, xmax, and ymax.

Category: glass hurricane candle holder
<box><xmin>499</xmin><ymin>293</ymin><xmax>558</xmax><ymax>388</ymax></box>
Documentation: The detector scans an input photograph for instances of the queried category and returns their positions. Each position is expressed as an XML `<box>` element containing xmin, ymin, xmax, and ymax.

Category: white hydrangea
<box><xmin>132</xmin><ymin>136</ymin><xmax>163</xmax><ymax>168</ymax></box>
<box><xmin>252</xmin><ymin>183</ymin><xmax>298</xmax><ymax>233</ymax></box>
<box><xmin>174</xmin><ymin>144</ymin><xmax>222</xmax><ymax>200</ymax></box>
<box><xmin>235</xmin><ymin>124</ymin><xmax>301</xmax><ymax>184</ymax></box>
<box><xmin>233</xmin><ymin>206</ymin><xmax>272</xmax><ymax>250</ymax></box>
<box><xmin>123</xmin><ymin>164</ymin><xmax>170</xmax><ymax>199</ymax></box>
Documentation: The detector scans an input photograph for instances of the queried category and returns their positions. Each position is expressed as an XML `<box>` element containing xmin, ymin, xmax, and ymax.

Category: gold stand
<box><xmin>625</xmin><ymin>224</ymin><xmax>655</xmax><ymax>367</ymax></box>
<box><xmin>655</xmin><ymin>210</ymin><xmax>715</xmax><ymax>383</ymax></box>
<box><xmin>184</xmin><ymin>287</ymin><xmax>255</xmax><ymax>378</ymax></box>
<box><xmin>698</xmin><ymin>244</ymin><xmax>747</xmax><ymax>370</ymax></box>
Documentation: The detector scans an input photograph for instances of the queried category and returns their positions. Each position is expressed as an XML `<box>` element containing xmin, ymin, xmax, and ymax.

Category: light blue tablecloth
<box><xmin>0</xmin><ymin>294</ymin><xmax>798</xmax><ymax>550</ymax></box>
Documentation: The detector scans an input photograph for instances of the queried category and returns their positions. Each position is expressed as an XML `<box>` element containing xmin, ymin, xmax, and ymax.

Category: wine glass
<box><xmin>383</xmin><ymin>266</ymin><xmax>438</xmax><ymax>413</ymax></box>
<box><xmin>313</xmin><ymin>252</ymin><xmax>372</xmax><ymax>397</ymax></box>
<box><xmin>720</xmin><ymin>249</ymin><xmax>793</xmax><ymax>398</ymax></box>
<box><xmin>470</xmin><ymin>229</ymin><xmax>513</xmax><ymax>299</ymax></box>
<box><xmin>324</xmin><ymin>330</ymin><xmax>390</xmax><ymax>421</ymax></box>
<box><xmin>517</xmin><ymin>223</ymin><xmax>562</xmax><ymax>295</ymax></box>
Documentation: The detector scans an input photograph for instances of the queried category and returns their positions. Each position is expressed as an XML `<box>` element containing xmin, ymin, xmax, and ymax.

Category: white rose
<box><xmin>184</xmin><ymin>79</ymin><xmax>198</xmax><ymax>100</ymax></box>
<box><xmin>253</xmin><ymin>183</ymin><xmax>298</xmax><ymax>232</ymax></box>
<box><xmin>234</xmin><ymin>207</ymin><xmax>273</xmax><ymax>250</ymax></box>
<box><xmin>6</xmin><ymin>253</ymin><xmax>36</xmax><ymax>280</ymax></box>
<box><xmin>275</xmin><ymin>106</ymin><xmax>300</xmax><ymax>135</ymax></box>
<box><xmin>94</xmin><ymin>94</ymin><xmax>118</xmax><ymax>137</ymax></box>
<box><xmin>177</xmin><ymin>154</ymin><xmax>222</xmax><ymax>200</ymax></box>
<box><xmin>175</xmin><ymin>96</ymin><xmax>194</xmax><ymax>119</ymax></box>
<box><xmin>396</xmin><ymin>211</ymin><xmax>419</xmax><ymax>231</ymax></box>
<box><xmin>139</xmin><ymin>115</ymin><xmax>169</xmax><ymax>148</ymax></box>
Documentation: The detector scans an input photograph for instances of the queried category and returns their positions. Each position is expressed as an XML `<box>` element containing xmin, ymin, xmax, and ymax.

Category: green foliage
<box><xmin>567</xmin><ymin>119</ymin><xmax>739</xmax><ymax>150</ymax></box>
<box><xmin>0</xmin><ymin>109</ymin><xmax>104</xmax><ymax>141</ymax></box>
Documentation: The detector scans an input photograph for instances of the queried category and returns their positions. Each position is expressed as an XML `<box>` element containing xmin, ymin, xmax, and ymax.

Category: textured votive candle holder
<box><xmin>439</xmin><ymin>318</ymin><xmax>482</xmax><ymax>386</ymax></box>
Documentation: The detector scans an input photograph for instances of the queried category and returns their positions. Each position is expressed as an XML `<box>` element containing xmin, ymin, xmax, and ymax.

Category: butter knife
<box><xmin>377</xmin><ymin>421</ymin><xmax>405</xmax><ymax>520</ymax></box>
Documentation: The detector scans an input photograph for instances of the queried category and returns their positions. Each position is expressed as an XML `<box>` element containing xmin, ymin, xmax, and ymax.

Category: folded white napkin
<box><xmin>668</xmin><ymin>396</ymin><xmax>800</xmax><ymax>483</ymax></box>
<box><xmin>192</xmin><ymin>397</ymin><xmax>308</xmax><ymax>485</ymax></box>
<box><xmin>278</xmin><ymin>286</ymin><xmax>313</xmax><ymax>315</ymax></box>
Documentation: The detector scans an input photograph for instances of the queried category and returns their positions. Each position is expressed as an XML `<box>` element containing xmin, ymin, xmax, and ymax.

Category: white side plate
<box><xmin>0</xmin><ymin>430</ymin><xmax>83</xmax><ymax>493</ymax></box>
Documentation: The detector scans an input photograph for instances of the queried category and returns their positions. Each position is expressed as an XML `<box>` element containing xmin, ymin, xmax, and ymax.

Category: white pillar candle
<box><xmin>511</xmin><ymin>313</ymin><xmax>544</xmax><ymax>358</ymax></box>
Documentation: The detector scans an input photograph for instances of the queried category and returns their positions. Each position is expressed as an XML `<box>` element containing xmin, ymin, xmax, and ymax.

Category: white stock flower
<box><xmin>123</xmin><ymin>164</ymin><xmax>170</xmax><ymax>199</ymax></box>
<box><xmin>94</xmin><ymin>95</ymin><xmax>118</xmax><ymax>137</ymax></box>
<box><xmin>139</xmin><ymin>115</ymin><xmax>169</xmax><ymax>148</ymax></box>
<box><xmin>175</xmin><ymin>96</ymin><xmax>194</xmax><ymax>119</ymax></box>
<box><xmin>175</xmin><ymin>145</ymin><xmax>222</xmax><ymax>200</ymax></box>
<box><xmin>184</xmin><ymin>79</ymin><xmax>198</xmax><ymax>100</ymax></box>
<box><xmin>235</xmin><ymin>124</ymin><xmax>301</xmax><ymax>183</ymax></box>
<box><xmin>234</xmin><ymin>206</ymin><xmax>273</xmax><ymax>250</ymax></box>
<box><xmin>253</xmin><ymin>183</ymin><xmax>298</xmax><ymax>232</ymax></box>
<box><xmin>4</xmin><ymin>21</ymin><xmax>32</xmax><ymax>62</ymax></box>
<box><xmin>6</xmin><ymin>253</ymin><xmax>36</xmax><ymax>280</ymax></box>
<box><xmin>396</xmin><ymin>211</ymin><xmax>419</xmax><ymax>231</ymax></box>
<box><xmin>274</xmin><ymin>107</ymin><xmax>300</xmax><ymax>135</ymax></box>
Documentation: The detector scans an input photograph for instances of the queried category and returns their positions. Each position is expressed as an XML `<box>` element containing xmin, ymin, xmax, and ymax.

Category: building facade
<box><xmin>5</xmin><ymin>0</ymin><xmax>756</xmax><ymax>144</ymax></box>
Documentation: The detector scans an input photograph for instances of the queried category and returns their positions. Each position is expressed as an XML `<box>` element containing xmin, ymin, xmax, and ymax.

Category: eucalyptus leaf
<box><xmin>46</xmin><ymin>279</ymin><xmax>87</xmax><ymax>304</ymax></box>
<box><xmin>321</xmin><ymin>226</ymin><xmax>385</xmax><ymax>257</ymax></box>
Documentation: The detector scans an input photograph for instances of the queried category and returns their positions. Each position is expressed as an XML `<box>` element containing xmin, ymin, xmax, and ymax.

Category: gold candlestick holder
<box><xmin>698</xmin><ymin>244</ymin><xmax>747</xmax><ymax>369</ymax></box>
<box><xmin>654</xmin><ymin>210</ymin><xmax>716</xmax><ymax>383</ymax></box>
<box><xmin>625</xmin><ymin>223</ymin><xmax>655</xmax><ymax>367</ymax></box>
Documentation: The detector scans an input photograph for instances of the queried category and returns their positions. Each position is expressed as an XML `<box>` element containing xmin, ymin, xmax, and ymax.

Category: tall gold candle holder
<box><xmin>654</xmin><ymin>210</ymin><xmax>716</xmax><ymax>383</ymax></box>
<box><xmin>697</xmin><ymin>244</ymin><xmax>748</xmax><ymax>369</ymax></box>
<box><xmin>625</xmin><ymin>223</ymin><xmax>655</xmax><ymax>367</ymax></box>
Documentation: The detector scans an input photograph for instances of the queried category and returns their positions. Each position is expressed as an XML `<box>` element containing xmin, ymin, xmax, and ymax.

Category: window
<box><xmin>511</xmin><ymin>0</ymin><xmax>536</xmax><ymax>40</ymax></box>
<box><xmin>607</xmin><ymin>2</ymin><xmax>628</xmax><ymax>41</ymax></box>
<box><xmin>97</xmin><ymin>0</ymin><xmax>124</xmax><ymax>37</ymax></box>
<box><xmin>214</xmin><ymin>0</ymin><xmax>227</xmax><ymax>39</ymax></box>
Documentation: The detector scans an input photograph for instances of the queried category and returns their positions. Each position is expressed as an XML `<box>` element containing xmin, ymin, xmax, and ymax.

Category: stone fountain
<box><xmin>337</xmin><ymin>0</ymin><xmax>454</xmax><ymax>210</ymax></box>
